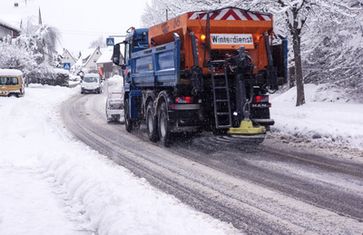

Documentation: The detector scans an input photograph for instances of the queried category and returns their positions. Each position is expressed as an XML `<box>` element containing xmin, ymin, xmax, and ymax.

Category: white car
<box><xmin>81</xmin><ymin>73</ymin><xmax>103</xmax><ymax>94</ymax></box>
<box><xmin>106</xmin><ymin>91</ymin><xmax>124</xmax><ymax>123</ymax></box>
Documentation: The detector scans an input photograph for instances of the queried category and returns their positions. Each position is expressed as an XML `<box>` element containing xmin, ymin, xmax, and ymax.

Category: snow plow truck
<box><xmin>112</xmin><ymin>7</ymin><xmax>288</xmax><ymax>146</ymax></box>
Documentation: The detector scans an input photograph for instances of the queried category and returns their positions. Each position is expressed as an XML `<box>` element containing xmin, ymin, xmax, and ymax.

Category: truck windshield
<box><xmin>83</xmin><ymin>77</ymin><xmax>98</xmax><ymax>83</ymax></box>
<box><xmin>0</xmin><ymin>77</ymin><xmax>18</xmax><ymax>85</ymax></box>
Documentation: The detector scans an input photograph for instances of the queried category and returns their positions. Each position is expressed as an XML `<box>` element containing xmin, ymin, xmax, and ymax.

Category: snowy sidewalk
<box><xmin>0</xmin><ymin>85</ymin><xmax>237</xmax><ymax>235</ymax></box>
<box><xmin>0</xmin><ymin>166</ymin><xmax>87</xmax><ymax>235</ymax></box>
<box><xmin>271</xmin><ymin>84</ymin><xmax>363</xmax><ymax>150</ymax></box>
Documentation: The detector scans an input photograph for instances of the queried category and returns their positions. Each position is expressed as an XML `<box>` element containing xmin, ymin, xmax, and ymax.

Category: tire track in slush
<box><xmin>61</xmin><ymin>93</ymin><xmax>363</xmax><ymax>234</ymax></box>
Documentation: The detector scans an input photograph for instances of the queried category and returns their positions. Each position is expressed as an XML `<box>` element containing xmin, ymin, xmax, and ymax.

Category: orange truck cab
<box><xmin>113</xmin><ymin>7</ymin><xmax>287</xmax><ymax>146</ymax></box>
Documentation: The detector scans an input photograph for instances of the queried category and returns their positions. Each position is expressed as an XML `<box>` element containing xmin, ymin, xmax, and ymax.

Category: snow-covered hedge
<box><xmin>0</xmin><ymin>42</ymin><xmax>69</xmax><ymax>86</ymax></box>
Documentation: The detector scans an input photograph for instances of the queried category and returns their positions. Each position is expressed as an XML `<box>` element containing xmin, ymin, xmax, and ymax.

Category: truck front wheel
<box><xmin>158</xmin><ymin>101</ymin><xmax>171</xmax><ymax>147</ymax></box>
<box><xmin>124</xmin><ymin>98</ymin><xmax>133</xmax><ymax>132</ymax></box>
<box><xmin>146</xmin><ymin>102</ymin><xmax>159</xmax><ymax>142</ymax></box>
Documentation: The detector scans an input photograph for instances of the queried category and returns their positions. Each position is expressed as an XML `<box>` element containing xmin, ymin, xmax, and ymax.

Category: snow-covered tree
<box><xmin>142</xmin><ymin>0</ymin><xmax>242</xmax><ymax>26</ymax></box>
<box><xmin>302</xmin><ymin>0</ymin><xmax>363</xmax><ymax>99</ymax></box>
<box><xmin>0</xmin><ymin>40</ymin><xmax>37</xmax><ymax>76</ymax></box>
<box><xmin>247</xmin><ymin>0</ymin><xmax>360</xmax><ymax>106</ymax></box>
<box><xmin>15</xmin><ymin>16</ymin><xmax>60</xmax><ymax>65</ymax></box>
<box><xmin>0</xmin><ymin>19</ymin><xmax>62</xmax><ymax>85</ymax></box>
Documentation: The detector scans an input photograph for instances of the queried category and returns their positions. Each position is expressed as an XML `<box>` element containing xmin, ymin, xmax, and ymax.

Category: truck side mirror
<box><xmin>112</xmin><ymin>43</ymin><xmax>122</xmax><ymax>66</ymax></box>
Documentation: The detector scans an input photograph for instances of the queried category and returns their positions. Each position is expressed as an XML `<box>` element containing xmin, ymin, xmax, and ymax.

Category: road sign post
<box><xmin>63</xmin><ymin>63</ymin><xmax>71</xmax><ymax>70</ymax></box>
<box><xmin>106</xmin><ymin>37</ymin><xmax>115</xmax><ymax>47</ymax></box>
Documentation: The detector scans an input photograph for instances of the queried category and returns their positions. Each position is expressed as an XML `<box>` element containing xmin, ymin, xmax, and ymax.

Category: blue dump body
<box><xmin>129</xmin><ymin>35</ymin><xmax>181</xmax><ymax>88</ymax></box>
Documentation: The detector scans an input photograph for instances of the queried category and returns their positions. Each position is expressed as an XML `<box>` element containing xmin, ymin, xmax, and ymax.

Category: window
<box><xmin>0</xmin><ymin>77</ymin><xmax>18</xmax><ymax>85</ymax></box>
<box><xmin>124</xmin><ymin>43</ymin><xmax>130</xmax><ymax>64</ymax></box>
<box><xmin>83</xmin><ymin>76</ymin><xmax>98</xmax><ymax>83</ymax></box>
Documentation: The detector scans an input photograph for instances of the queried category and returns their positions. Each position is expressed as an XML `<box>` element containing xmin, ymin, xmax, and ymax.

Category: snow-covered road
<box><xmin>0</xmin><ymin>85</ymin><xmax>237</xmax><ymax>235</ymax></box>
<box><xmin>61</xmin><ymin>79</ymin><xmax>363</xmax><ymax>234</ymax></box>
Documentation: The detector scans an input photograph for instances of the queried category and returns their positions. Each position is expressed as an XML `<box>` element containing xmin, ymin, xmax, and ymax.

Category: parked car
<box><xmin>0</xmin><ymin>69</ymin><xmax>25</xmax><ymax>97</ymax></box>
<box><xmin>106</xmin><ymin>91</ymin><xmax>124</xmax><ymax>123</ymax></box>
<box><xmin>81</xmin><ymin>73</ymin><xmax>103</xmax><ymax>94</ymax></box>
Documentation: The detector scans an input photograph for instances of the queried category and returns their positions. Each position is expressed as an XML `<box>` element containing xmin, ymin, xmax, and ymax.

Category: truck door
<box><xmin>121</xmin><ymin>41</ymin><xmax>132</xmax><ymax>84</ymax></box>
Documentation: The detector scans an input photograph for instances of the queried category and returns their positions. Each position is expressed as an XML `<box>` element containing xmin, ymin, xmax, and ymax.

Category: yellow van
<box><xmin>0</xmin><ymin>69</ymin><xmax>25</xmax><ymax>97</ymax></box>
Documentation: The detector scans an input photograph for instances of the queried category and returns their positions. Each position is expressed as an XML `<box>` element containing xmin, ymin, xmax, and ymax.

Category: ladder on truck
<box><xmin>210</xmin><ymin>62</ymin><xmax>232</xmax><ymax>129</ymax></box>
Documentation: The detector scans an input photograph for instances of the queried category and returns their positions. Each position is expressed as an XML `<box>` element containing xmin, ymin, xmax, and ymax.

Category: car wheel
<box><xmin>146</xmin><ymin>102</ymin><xmax>159</xmax><ymax>142</ymax></box>
<box><xmin>157</xmin><ymin>101</ymin><xmax>171</xmax><ymax>147</ymax></box>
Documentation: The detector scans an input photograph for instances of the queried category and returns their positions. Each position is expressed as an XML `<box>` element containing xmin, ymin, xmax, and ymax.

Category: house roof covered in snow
<box><xmin>0</xmin><ymin>19</ymin><xmax>21</xmax><ymax>33</ymax></box>
<box><xmin>96</xmin><ymin>48</ymin><xmax>113</xmax><ymax>64</ymax></box>
<box><xmin>80</xmin><ymin>48</ymin><xmax>97</xmax><ymax>62</ymax></box>
<box><xmin>61</xmin><ymin>48</ymin><xmax>77</xmax><ymax>63</ymax></box>
<box><xmin>0</xmin><ymin>0</ymin><xmax>39</xmax><ymax>32</ymax></box>
<box><xmin>84</xmin><ymin>47</ymin><xmax>101</xmax><ymax>66</ymax></box>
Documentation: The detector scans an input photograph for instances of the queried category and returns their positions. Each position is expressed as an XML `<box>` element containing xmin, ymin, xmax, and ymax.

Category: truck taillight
<box><xmin>175</xmin><ymin>96</ymin><xmax>192</xmax><ymax>104</ymax></box>
<box><xmin>254</xmin><ymin>95</ymin><xmax>269</xmax><ymax>103</ymax></box>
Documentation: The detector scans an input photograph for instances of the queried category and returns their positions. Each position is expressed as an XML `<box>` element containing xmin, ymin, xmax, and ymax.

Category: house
<box><xmin>74</xmin><ymin>47</ymin><xmax>102</xmax><ymax>73</ymax></box>
<box><xmin>0</xmin><ymin>19</ymin><xmax>20</xmax><ymax>40</ymax></box>
<box><xmin>96</xmin><ymin>48</ymin><xmax>122</xmax><ymax>79</ymax></box>
<box><xmin>61</xmin><ymin>48</ymin><xmax>76</xmax><ymax>69</ymax></box>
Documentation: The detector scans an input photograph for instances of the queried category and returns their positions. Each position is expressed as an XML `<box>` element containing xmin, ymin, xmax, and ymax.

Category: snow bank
<box><xmin>107</xmin><ymin>74</ymin><xmax>123</xmax><ymax>84</ymax></box>
<box><xmin>0</xmin><ymin>85</ymin><xmax>237</xmax><ymax>234</ymax></box>
<box><xmin>105</xmin><ymin>75</ymin><xmax>124</xmax><ymax>94</ymax></box>
<box><xmin>271</xmin><ymin>84</ymin><xmax>363</xmax><ymax>150</ymax></box>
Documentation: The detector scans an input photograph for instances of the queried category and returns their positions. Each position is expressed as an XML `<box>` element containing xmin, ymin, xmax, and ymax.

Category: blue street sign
<box><xmin>106</xmin><ymin>37</ymin><xmax>115</xmax><ymax>46</ymax></box>
<box><xmin>63</xmin><ymin>63</ymin><xmax>71</xmax><ymax>70</ymax></box>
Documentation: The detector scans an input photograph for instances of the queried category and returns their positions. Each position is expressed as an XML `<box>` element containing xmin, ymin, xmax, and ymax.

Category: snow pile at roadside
<box><xmin>0</xmin><ymin>85</ymin><xmax>237</xmax><ymax>234</ymax></box>
<box><xmin>271</xmin><ymin>84</ymin><xmax>363</xmax><ymax>150</ymax></box>
<box><xmin>107</xmin><ymin>75</ymin><xmax>123</xmax><ymax>86</ymax></box>
<box><xmin>105</xmin><ymin>75</ymin><xmax>123</xmax><ymax>92</ymax></box>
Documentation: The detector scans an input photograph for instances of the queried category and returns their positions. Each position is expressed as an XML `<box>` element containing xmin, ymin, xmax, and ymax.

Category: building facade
<box><xmin>61</xmin><ymin>48</ymin><xmax>76</xmax><ymax>69</ymax></box>
<box><xmin>81</xmin><ymin>47</ymin><xmax>102</xmax><ymax>73</ymax></box>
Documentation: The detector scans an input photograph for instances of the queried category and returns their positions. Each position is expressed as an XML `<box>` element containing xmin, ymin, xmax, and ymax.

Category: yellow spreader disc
<box><xmin>228</xmin><ymin>119</ymin><xmax>266</xmax><ymax>136</ymax></box>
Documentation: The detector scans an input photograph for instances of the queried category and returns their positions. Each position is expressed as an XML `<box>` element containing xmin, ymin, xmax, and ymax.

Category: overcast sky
<box><xmin>0</xmin><ymin>0</ymin><xmax>150</xmax><ymax>53</ymax></box>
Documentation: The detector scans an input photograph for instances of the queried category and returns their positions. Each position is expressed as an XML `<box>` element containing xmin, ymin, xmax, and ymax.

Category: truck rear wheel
<box><xmin>146</xmin><ymin>102</ymin><xmax>159</xmax><ymax>142</ymax></box>
<box><xmin>125</xmin><ymin>98</ymin><xmax>133</xmax><ymax>132</ymax></box>
<box><xmin>158</xmin><ymin>101</ymin><xmax>171</xmax><ymax>147</ymax></box>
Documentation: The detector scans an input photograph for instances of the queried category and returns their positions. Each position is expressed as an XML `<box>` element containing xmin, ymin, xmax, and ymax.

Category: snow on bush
<box><xmin>0</xmin><ymin>41</ymin><xmax>37</xmax><ymax>77</ymax></box>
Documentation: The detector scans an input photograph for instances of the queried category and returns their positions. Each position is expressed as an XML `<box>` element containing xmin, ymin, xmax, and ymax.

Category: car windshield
<box><xmin>0</xmin><ymin>77</ymin><xmax>18</xmax><ymax>85</ymax></box>
<box><xmin>83</xmin><ymin>76</ymin><xmax>98</xmax><ymax>83</ymax></box>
